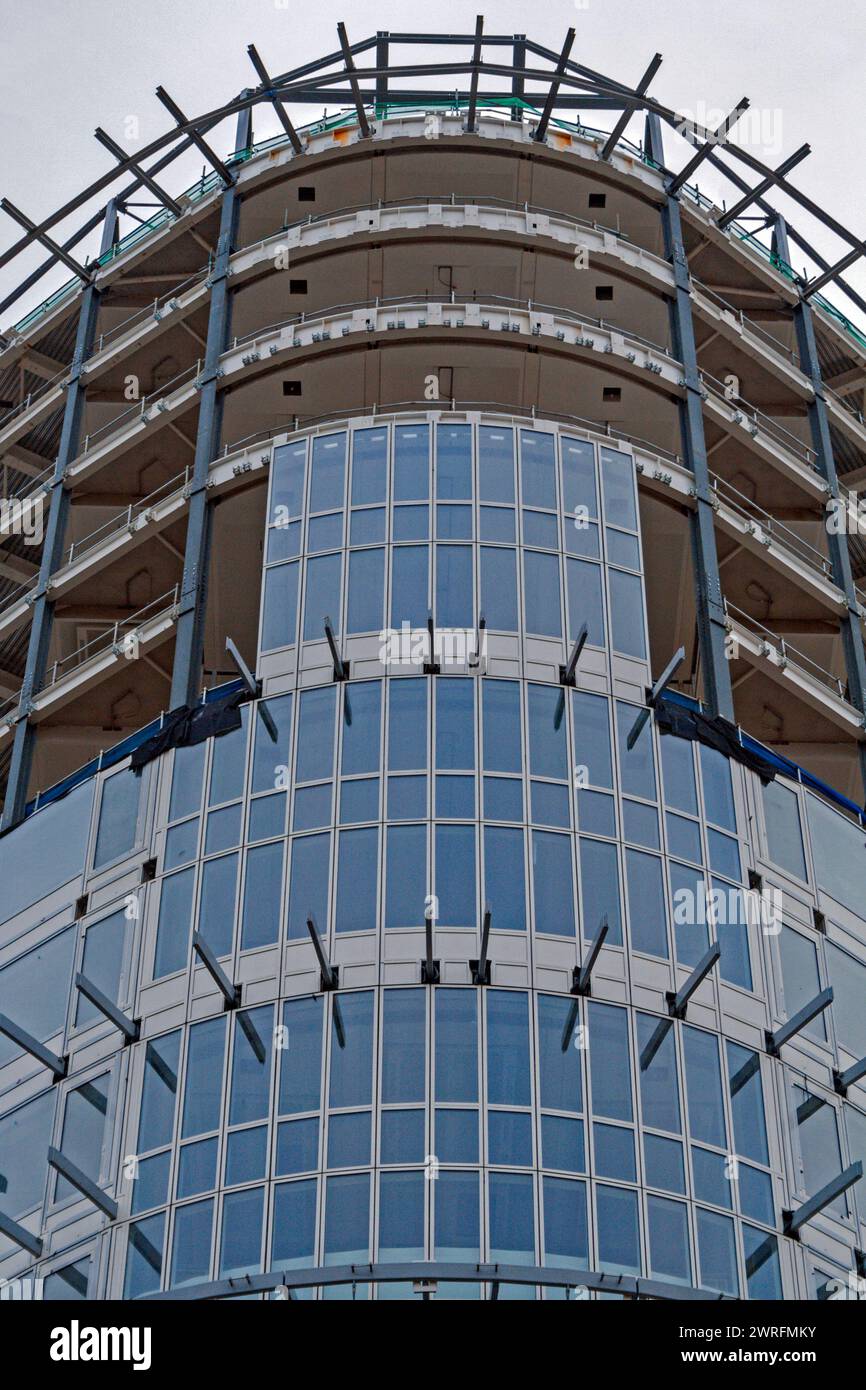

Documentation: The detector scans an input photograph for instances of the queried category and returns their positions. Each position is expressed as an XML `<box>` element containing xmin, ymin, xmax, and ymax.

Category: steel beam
<box><xmin>155</xmin><ymin>87</ymin><xmax>235</xmax><ymax>187</ymax></box>
<box><xmin>0</xmin><ymin>199</ymin><xmax>91</xmax><ymax>281</ymax></box>
<box><xmin>247</xmin><ymin>45</ymin><xmax>303</xmax><ymax>153</ymax></box>
<box><xmin>465</xmin><ymin>16</ymin><xmax>484</xmax><ymax>133</ymax></box>
<box><xmin>0</xmin><ymin>1211</ymin><xmax>43</xmax><ymax>1257</ymax></box>
<box><xmin>511</xmin><ymin>35</ymin><xmax>526</xmax><ymax>120</ymax></box>
<box><xmin>667</xmin><ymin>99</ymin><xmax>749</xmax><ymax>196</ymax></box>
<box><xmin>532</xmin><ymin>28</ymin><xmax>575</xmax><ymax>143</ymax></box>
<box><xmin>648</xmin><ymin>112</ymin><xmax>734</xmax><ymax>721</ymax></box>
<box><xmin>375</xmin><ymin>33</ymin><xmax>390</xmax><ymax>116</ymax></box>
<box><xmin>717</xmin><ymin>145</ymin><xmax>810</xmax><ymax>230</ymax></box>
<box><xmin>47</xmin><ymin>1146</ymin><xmax>118</xmax><ymax>1220</ymax></box>
<box><xmin>169</xmin><ymin>108</ymin><xmax>244</xmax><ymax>711</ymax></box>
<box><xmin>93</xmin><ymin>128</ymin><xmax>183</xmax><ymax>215</ymax></box>
<box><xmin>599</xmin><ymin>53</ymin><xmax>662</xmax><ymax>162</ymax></box>
<box><xmin>2</xmin><ymin>201</ymin><xmax>119</xmax><ymax>830</ymax></box>
<box><xmin>774</xmin><ymin>216</ymin><xmax>866</xmax><ymax>791</ymax></box>
<box><xmin>337</xmin><ymin>23</ymin><xmax>372</xmax><ymax>138</ymax></box>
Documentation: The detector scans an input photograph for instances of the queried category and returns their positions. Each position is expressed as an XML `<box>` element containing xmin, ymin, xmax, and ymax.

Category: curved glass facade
<box><xmin>1</xmin><ymin>415</ymin><xmax>866</xmax><ymax>1301</ymax></box>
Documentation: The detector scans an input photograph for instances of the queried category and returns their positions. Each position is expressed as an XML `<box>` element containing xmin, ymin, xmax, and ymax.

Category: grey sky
<box><xmin>1</xmin><ymin>0</ymin><xmax>865</xmax><ymax>329</ymax></box>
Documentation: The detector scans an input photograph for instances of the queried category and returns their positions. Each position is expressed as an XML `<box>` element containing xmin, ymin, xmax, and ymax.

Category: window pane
<box><xmin>389</xmin><ymin>679</ymin><xmax>427</xmax><ymax>771</ymax></box>
<box><xmin>124</xmin><ymin>1212</ymin><xmax>165</xmax><ymax>1298</ymax></box>
<box><xmin>139</xmin><ymin>1032</ymin><xmax>180</xmax><ymax>1151</ymax></box>
<box><xmin>533</xmin><ymin>831</ymin><xmax>575</xmax><ymax>937</ymax></box>
<box><xmin>647</xmin><ymin>1195</ymin><xmax>691</xmax><ymax>1284</ymax></box>
<box><xmin>683</xmin><ymin>1027</ymin><xmax>726</xmax><ymax>1148</ymax></box>
<box><xmin>626</xmin><ymin>850</ymin><xmax>668</xmax><ymax>958</ymax></box>
<box><xmin>826</xmin><ymin>943</ymin><xmax>866</xmax><ymax>1059</ymax></box>
<box><xmin>220</xmin><ymin>1187</ymin><xmax>263</xmax><ymax>1278</ymax></box>
<box><xmin>379</xmin><ymin>1170</ymin><xmax>424</xmax><ymax>1260</ymax></box>
<box><xmin>169</xmin><ymin>741</ymin><xmax>205</xmax><ymax>822</ymax></box>
<box><xmin>0</xmin><ymin>927</ymin><xmax>75</xmax><ymax>1067</ymax></box>
<box><xmin>435</xmin><ymin>1170</ymin><xmax>479</xmax><ymax>1260</ymax></box>
<box><xmin>262</xmin><ymin>562</ymin><xmax>298</xmax><ymax>651</ymax></box>
<box><xmin>154</xmin><ymin>868</ymin><xmax>195</xmax><ymax>979</ymax></box>
<box><xmin>304</xmin><ymin>552</ymin><xmax>342</xmax><ymax>640</ymax></box>
<box><xmin>482</xmin><ymin>680</ymin><xmax>521</xmax><ymax>774</ymax></box>
<box><xmin>538</xmin><ymin>995</ymin><xmax>583</xmax><ymax>1112</ymax></box>
<box><xmin>436</xmin><ymin>544</ymin><xmax>473</xmax><ymax>629</ymax></box>
<box><xmin>57</xmin><ymin>1074</ymin><xmax>110</xmax><ymax>1200</ymax></box>
<box><xmin>795</xmin><ymin>1087</ymin><xmax>846</xmax><ymax>1217</ymax></box>
<box><xmin>351</xmin><ymin>427</ymin><xmax>388</xmax><ymax>503</ymax></box>
<box><xmin>170</xmin><ymin>1198</ymin><xmax>213</xmax><ymax>1287</ymax></box>
<box><xmin>726</xmin><ymin>1042</ymin><xmax>769</xmax><ymax>1166</ymax></box>
<box><xmin>572</xmin><ymin>691</ymin><xmax>613</xmax><ymax>789</ymax></box>
<box><xmin>0</xmin><ymin>1091</ymin><xmax>54</xmax><ymax>1220</ymax></box>
<box><xmin>480</xmin><ymin>546</ymin><xmax>518</xmax><ymax>630</ymax></box>
<box><xmin>478</xmin><ymin>426</ymin><xmax>515</xmax><ymax>502</ymax></box>
<box><xmin>608</xmin><ymin>569</ymin><xmax>646</xmax><ymax>658</ymax></box>
<box><xmin>347</xmin><ymin>548</ymin><xmax>384</xmax><ymax>634</ymax></box>
<box><xmin>779</xmin><ymin>926</ymin><xmax>826</xmax><ymax>1041</ymax></box>
<box><xmin>435</xmin><ymin>824</ymin><xmax>476</xmax><ymax>926</ymax></box>
<box><xmin>241</xmin><ymin>842</ymin><xmax>283</xmax><ymax>950</ymax></box>
<box><xmin>342</xmin><ymin>681</ymin><xmax>381</xmax><ymax>776</ymax></box>
<box><xmin>700</xmin><ymin>744</ymin><xmax>736</xmax><ymax>830</ymax></box>
<box><xmin>310</xmin><ymin>434</ymin><xmax>346</xmax><ymax>511</ymax></box>
<box><xmin>272</xmin><ymin>1179</ymin><xmax>317</xmax><ymax>1269</ymax></box>
<box><xmin>436</xmin><ymin>679</ymin><xmax>475</xmax><ymax>769</ymax></box>
<box><xmin>579</xmin><ymin>838</ymin><xmax>622</xmax><ymax>946</ymax></box>
<box><xmin>229</xmin><ymin>1006</ymin><xmax>273</xmax><ymax>1125</ymax></box>
<box><xmin>743</xmin><ymin>1225</ymin><xmax>782</xmax><ymax>1299</ymax></box>
<box><xmin>616</xmin><ymin>701</ymin><xmax>656</xmax><ymax>800</ymax></box>
<box><xmin>588</xmin><ymin>1003</ymin><xmax>632</xmax><ymax>1121</ymax></box>
<box><xmin>636</xmin><ymin>1013</ymin><xmax>680</xmax><ymax>1134</ymax></box>
<box><xmin>487</xmin><ymin>990</ymin><xmax>531</xmax><ymax>1106</ymax></box>
<box><xmin>324</xmin><ymin>1172</ymin><xmax>370</xmax><ymax>1263</ymax></box>
<box><xmin>77</xmin><ymin>909</ymin><xmax>127</xmax><ymax>1027</ymax></box>
<box><xmin>543</xmin><ymin>1176</ymin><xmax>588</xmax><ymax>1269</ymax></box>
<box><xmin>334</xmin><ymin>827</ymin><xmax>378</xmax><ymax>933</ymax></box>
<box><xmin>198</xmin><ymin>853</ymin><xmax>238</xmax><ymax>958</ymax></box>
<box><xmin>391</xmin><ymin>545</ymin><xmax>428</xmax><ymax>628</ymax></box>
<box><xmin>385</xmin><ymin>824</ymin><xmax>426</xmax><ymax>927</ymax></box>
<box><xmin>520</xmin><ymin>431</ymin><xmax>556</xmax><ymax>508</ymax></box>
<box><xmin>484</xmin><ymin>825</ymin><xmax>526</xmax><ymax>931</ymax></box>
<box><xmin>600</xmin><ymin>447</ymin><xmax>637</xmax><ymax>529</ymax></box>
<box><xmin>329</xmin><ymin>992</ymin><xmax>374</xmax><ymax>1108</ymax></box>
<box><xmin>489</xmin><ymin>1171</ymin><xmax>534</xmax><ymax>1263</ymax></box>
<box><xmin>697</xmin><ymin>1208</ymin><xmax>739</xmax><ymax>1295</ymax></box>
<box><xmin>436</xmin><ymin>424</ymin><xmax>472</xmax><ymax>499</ymax></box>
<box><xmin>182</xmin><ymin>1017</ymin><xmax>225</xmax><ymax>1139</ymax></box>
<box><xmin>566</xmin><ymin>558</ymin><xmax>604</xmax><ymax>646</ymax></box>
<box><xmin>394</xmin><ymin>425</ymin><xmax>429</xmax><ymax>499</ymax></box>
<box><xmin>435</xmin><ymin>989</ymin><xmax>477</xmax><ymax>1102</ymax></box>
<box><xmin>562</xmin><ymin>438</ymin><xmax>597</xmax><ymax>517</ymax></box>
<box><xmin>661</xmin><ymin>735</ymin><xmax>698</xmax><ymax>814</ymax></box>
<box><xmin>382</xmin><ymin>989</ymin><xmax>426</xmax><ymax>1103</ymax></box>
<box><xmin>287</xmin><ymin>833</ymin><xmax>331</xmax><ymax>939</ymax></box>
<box><xmin>279</xmin><ymin>997</ymin><xmax>322</xmax><ymax>1115</ymax></box>
<box><xmin>596</xmin><ymin>1185</ymin><xmax>640</xmax><ymax>1274</ymax></box>
<box><xmin>524</xmin><ymin>550</ymin><xmax>561</xmax><ymax>636</ymax></box>
<box><xmin>94</xmin><ymin>768</ymin><xmax>141</xmax><ymax>867</ymax></box>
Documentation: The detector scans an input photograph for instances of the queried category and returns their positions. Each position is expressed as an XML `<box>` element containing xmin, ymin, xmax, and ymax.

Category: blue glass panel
<box><xmin>606</xmin><ymin>529</ymin><xmax>641</xmax><ymax>569</ymax></box>
<box><xmin>393</xmin><ymin>503</ymin><xmax>429</xmax><ymax>539</ymax></box>
<box><xmin>279</xmin><ymin>996</ymin><xmax>323</xmax><ymax>1115</ymax></box>
<box><xmin>351</xmin><ymin>427</ymin><xmax>388</xmax><ymax>504</ymax></box>
<box><xmin>137</xmin><ymin>1034</ymin><xmax>180</xmax><ymax>1155</ymax></box>
<box><xmin>609</xmin><ymin>569</ymin><xmax>646</xmax><ymax>657</ymax></box>
<box><xmin>267</xmin><ymin>518</ymin><xmax>300</xmax><ymax>563</ymax></box>
<box><xmin>524</xmin><ymin>550</ymin><xmax>561</xmax><ymax>636</ymax></box>
<box><xmin>324</xmin><ymin>1172</ymin><xmax>370</xmax><ymax>1263</ymax></box>
<box><xmin>588</xmin><ymin>1002</ymin><xmax>632</xmax><ymax>1121</ymax></box>
<box><xmin>382</xmin><ymin>989</ymin><xmax>426</xmax><ymax>1103</ymax></box>
<box><xmin>271</xmin><ymin>441</ymin><xmax>306</xmax><ymax>519</ymax></box>
<box><xmin>387</xmin><ymin>774</ymin><xmax>426</xmax><ymax>819</ymax></box>
<box><xmin>626</xmin><ymin>849</ymin><xmax>668</xmax><ymax>957</ymax></box>
<box><xmin>666</xmin><ymin>813</ymin><xmax>702</xmax><ymax>864</ymax></box>
<box><xmin>479</xmin><ymin>505</ymin><xmax>516</xmax><ymax>541</ymax></box>
<box><xmin>488</xmin><ymin>1110</ymin><xmax>533</xmax><ymax>1166</ymax></box>
<box><xmin>287</xmin><ymin>832</ymin><xmax>331</xmax><ymax>938</ymax></box>
<box><xmin>436</xmin><ymin>423</ymin><xmax>472</xmax><ymax>499</ymax></box>
<box><xmin>435</xmin><ymin>824</ymin><xmax>476</xmax><ymax>925</ymax></box>
<box><xmin>532</xmin><ymin>830</ymin><xmax>575</xmax><ymax>937</ymax></box>
<box><xmin>596</xmin><ymin>1184</ymin><xmax>640</xmax><ymax>1275</ymax></box>
<box><xmin>296</xmin><ymin>685</ymin><xmax>336</xmax><ymax>783</ymax></box>
<box><xmin>384</xmin><ymin>824</ymin><xmax>426</xmax><ymax>927</ymax></box>
<box><xmin>0</xmin><ymin>1092</ymin><xmax>54</xmax><ymax>1220</ymax></box>
<box><xmin>272</xmin><ymin>1179</ymin><xmax>317</xmax><ymax>1269</ymax></box>
<box><xmin>125</xmin><ymin>1212</ymin><xmax>165</xmax><ymax>1299</ymax></box>
<box><xmin>726</xmin><ymin>1043</ymin><xmax>768</xmax><ymax>1166</ymax></box>
<box><xmin>670</xmin><ymin>861</ymin><xmax>709</xmax><ymax>966</ymax></box>
<box><xmin>340</xmin><ymin>680</ymin><xmax>381</xmax><ymax>776</ymax></box>
<box><xmin>205</xmin><ymin>802</ymin><xmax>241</xmax><ymax>855</ymax></box>
<box><xmin>197</xmin><ymin>852</ymin><xmax>237</xmax><ymax>958</ymax></box>
<box><xmin>647</xmin><ymin>1195</ymin><xmax>691</xmax><ymax>1284</ymax></box>
<box><xmin>661</xmin><ymin>734</ymin><xmax>698</xmax><ymax>814</ymax></box>
<box><xmin>566</xmin><ymin>557</ymin><xmax>604</xmax><ymax>646</ymax></box>
<box><xmin>520</xmin><ymin>431</ymin><xmax>556</xmax><ymax>508</ymax></box>
<box><xmin>261</xmin><ymin>561</ymin><xmax>298</xmax><ymax>651</ymax></box>
<box><xmin>572</xmin><ymin>690</ymin><xmax>613</xmax><ymax>789</ymax></box>
<box><xmin>697</xmin><ymin>1208</ymin><xmax>739</xmax><ymax>1295</ymax></box>
<box><xmin>308</xmin><ymin>512</ymin><xmax>343</xmax><ymax>551</ymax></box>
<box><xmin>436</xmin><ymin>544</ymin><xmax>473</xmax><ymax>628</ymax></box>
<box><xmin>177</xmin><ymin>1138</ymin><xmax>218</xmax><ymax>1198</ymax></box>
<box><xmin>209</xmin><ymin>708</ymin><xmax>248</xmax><ymax>806</ymax></box>
<box><xmin>247</xmin><ymin>787</ymin><xmax>286</xmax><ymax>839</ymax></box>
<box><xmin>436</xmin><ymin>678</ymin><xmax>475</xmax><ymax>768</ymax></box>
<box><xmin>482</xmin><ymin>679</ymin><xmax>522</xmax><ymax>773</ymax></box>
<box><xmin>579</xmin><ymin>837</ymin><xmax>622</xmax><ymax>945</ymax></box>
<box><xmin>531</xmin><ymin>780</ymin><xmax>570</xmax><ymax>827</ymax></box>
<box><xmin>154</xmin><ymin>867</ymin><xmax>195</xmax><ymax>978</ymax></box>
<box><xmin>130</xmin><ymin>1145</ymin><xmax>169</xmax><ymax>1212</ymax></box>
<box><xmin>561</xmin><ymin>438</ymin><xmax>597</xmax><ymax>515</ymax></box>
<box><xmin>436</xmin><ymin>774</ymin><xmax>475</xmax><ymax>817</ymax></box>
<box><xmin>170</xmin><ymin>1198</ymin><xmax>213</xmax><ymax>1288</ymax></box>
<box><xmin>229</xmin><ymin>1006</ymin><xmax>274</xmax><ymax>1126</ymax></box>
<box><xmin>350</xmin><ymin>507</ymin><xmax>386</xmax><ymax>545</ymax></box>
<box><xmin>708</xmin><ymin>829</ymin><xmax>740</xmax><ymax>879</ymax></box>
<box><xmin>761</xmin><ymin>779</ymin><xmax>807</xmax><ymax>880</ymax></box>
<box><xmin>700</xmin><ymin>744</ymin><xmax>736</xmax><ymax>830</ymax></box>
<box><xmin>480</xmin><ymin>546</ymin><xmax>518</xmax><ymax>629</ymax></box>
<box><xmin>379</xmin><ymin>1170</ymin><xmax>425</xmax><ymax>1260</ymax></box>
<box><xmin>683</xmin><ymin>1026</ymin><xmax>726</xmax><ymax>1148</ymax></box>
<box><xmin>743</xmin><ymin>1225</ymin><xmax>782</xmax><ymax>1300</ymax></box>
<box><xmin>577</xmin><ymin>789</ymin><xmax>616</xmax><ymax>836</ymax></box>
<box><xmin>388</xmin><ymin>678</ymin><xmax>427</xmax><ymax>771</ymax></box>
<box><xmin>487</xmin><ymin>991</ymin><xmax>531</xmax><ymax>1106</ymax></box>
<box><xmin>436</xmin><ymin>1108</ymin><xmax>479</xmax><ymax>1163</ymax></box>
<box><xmin>484</xmin><ymin>825</ymin><xmax>526</xmax><ymax>930</ymax></box>
<box><xmin>600</xmin><ymin>447</ymin><xmax>637</xmax><ymax>529</ymax></box>
<box><xmin>528</xmin><ymin>684</ymin><xmax>567</xmax><ymax>779</ymax></box>
<box><xmin>436</xmin><ymin>503</ymin><xmax>472</xmax><ymax>539</ymax></box>
<box><xmin>329</xmin><ymin>991</ymin><xmax>374</xmax><ymax>1108</ymax></box>
<box><xmin>523</xmin><ymin>509</ymin><xmax>559</xmax><ymax>549</ymax></box>
<box><xmin>623</xmin><ymin>799</ymin><xmax>659</xmax><ymax>850</ymax></box>
<box><xmin>57</xmin><ymin>1075</ymin><xmax>110</xmax><ymax>1201</ymax></box>
<box><xmin>538</xmin><ymin>995</ymin><xmax>583</xmax><ymax>1112</ymax></box>
<box><xmin>391</xmin><ymin>544</ymin><xmax>429</xmax><ymax>628</ymax></box>
<box><xmin>0</xmin><ymin>780</ymin><xmax>93</xmax><ymax>926</ymax></box>
<box><xmin>335</xmin><ymin>827</ymin><xmax>378</xmax><ymax>933</ymax></box>
<box><xmin>347</xmin><ymin>548</ymin><xmax>384</xmax><ymax>633</ymax></box>
<box><xmin>182</xmin><ymin>1016</ymin><xmax>225</xmax><ymax>1139</ymax></box>
<box><xmin>543</xmin><ymin>1176</ymin><xmax>588</xmax><ymax>1269</ymax></box>
<box><xmin>541</xmin><ymin>1115</ymin><xmax>585</xmax><ymax>1172</ymax></box>
<box><xmin>327</xmin><ymin>1110</ymin><xmax>371</xmax><ymax>1167</ymax></box>
<box><xmin>340</xmin><ymin>777</ymin><xmax>379</xmax><ymax>823</ymax></box>
<box><xmin>251</xmin><ymin>694</ymin><xmax>292</xmax><ymax>794</ymax></box>
<box><xmin>692</xmin><ymin>1146</ymin><xmax>732</xmax><ymax>1208</ymax></box>
<box><xmin>303</xmin><ymin>552</ymin><xmax>342</xmax><ymax>640</ymax></box>
<box><xmin>636</xmin><ymin>1013</ymin><xmax>680</xmax><ymax>1134</ymax></box>
<box><xmin>483</xmin><ymin>775</ymin><xmax>523</xmax><ymax>821</ymax></box>
<box><xmin>435</xmin><ymin>990</ymin><xmax>478</xmax><ymax>1102</ymax></box>
<box><xmin>478</xmin><ymin>426</ymin><xmax>515</xmax><ymax>502</ymax></box>
<box><xmin>0</xmin><ymin>927</ymin><xmax>75</xmax><ymax>1067</ymax></box>
<box><xmin>275</xmin><ymin>1118</ymin><xmax>319</xmax><ymax>1175</ymax></box>
<box><xmin>644</xmin><ymin>1134</ymin><xmax>685</xmax><ymax>1194</ymax></box>
<box><xmin>77</xmin><ymin>909</ymin><xmax>127</xmax><ymax>1027</ymax></box>
<box><xmin>225</xmin><ymin>1126</ymin><xmax>268</xmax><ymax>1185</ymax></box>
<box><xmin>739</xmin><ymin>1163</ymin><xmax>774</xmax><ymax>1225</ymax></box>
<box><xmin>435</xmin><ymin>1170</ymin><xmax>479</xmax><ymax>1260</ymax></box>
<box><xmin>594</xmin><ymin>1122</ymin><xmax>636</xmax><ymax>1181</ymax></box>
<box><xmin>489</xmin><ymin>1171</ymin><xmax>535</xmax><ymax>1263</ymax></box>
<box><xmin>616</xmin><ymin>701</ymin><xmax>657</xmax><ymax>800</ymax></box>
<box><xmin>713</xmin><ymin>876</ymin><xmax>752</xmax><ymax>991</ymax></box>
<box><xmin>219</xmin><ymin>1186</ymin><xmax>264</xmax><ymax>1278</ymax></box>
<box><xmin>241</xmin><ymin>841</ymin><xmax>283</xmax><ymax>950</ymax></box>
<box><xmin>94</xmin><ymin>767</ymin><xmax>141</xmax><ymax>868</ymax></box>
<box><xmin>310</xmin><ymin>433</ymin><xmax>346</xmax><ymax>511</ymax></box>
<box><xmin>381</xmin><ymin>1109</ymin><xmax>425</xmax><ymax>1164</ymax></box>
<box><xmin>169</xmin><ymin>741</ymin><xmax>205</xmax><ymax>821</ymax></box>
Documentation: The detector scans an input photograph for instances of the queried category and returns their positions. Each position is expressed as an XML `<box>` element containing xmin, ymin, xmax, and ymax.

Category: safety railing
<box><xmin>725</xmin><ymin>599</ymin><xmax>848</xmax><ymax>702</ymax></box>
<box><xmin>700</xmin><ymin>370</ymin><xmax>819</xmax><ymax>473</ymax></box>
<box><xmin>710</xmin><ymin>472</ymin><xmax>834</xmax><ymax>582</ymax></box>
<box><xmin>691</xmin><ymin>278</ymin><xmax>800</xmax><ymax>368</ymax></box>
<box><xmin>78</xmin><ymin>361</ymin><xmax>199</xmax><ymax>454</ymax></box>
<box><xmin>35</xmin><ymin>586</ymin><xmax>179</xmax><ymax>696</ymax></box>
<box><xmin>64</xmin><ymin>468</ymin><xmax>191</xmax><ymax>568</ymax></box>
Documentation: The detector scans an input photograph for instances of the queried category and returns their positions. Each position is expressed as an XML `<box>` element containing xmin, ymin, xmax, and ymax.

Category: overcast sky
<box><xmin>2</xmin><ymin>0</ymin><xmax>865</xmax><ymax>329</ymax></box>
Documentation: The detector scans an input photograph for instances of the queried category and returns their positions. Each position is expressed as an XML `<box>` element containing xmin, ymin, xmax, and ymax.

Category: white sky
<box><xmin>1</xmin><ymin>0</ymin><xmax>865</xmax><ymax>330</ymax></box>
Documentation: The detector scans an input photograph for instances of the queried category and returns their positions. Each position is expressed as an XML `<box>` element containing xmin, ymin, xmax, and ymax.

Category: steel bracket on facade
<box><xmin>192</xmin><ymin>931</ymin><xmax>241</xmax><ymax>1010</ymax></box>
<box><xmin>782</xmin><ymin>1161</ymin><xmax>863</xmax><ymax>1239</ymax></box>
<box><xmin>421</xmin><ymin>915</ymin><xmax>440</xmax><ymax>984</ymax></box>
<box><xmin>470</xmin><ymin>905</ymin><xmax>493</xmax><ymax>985</ymax></box>
<box><xmin>306</xmin><ymin>915</ymin><xmax>339</xmax><ymax>991</ymax></box>
<box><xmin>560</xmin><ymin>621</ymin><xmax>588</xmax><ymax>687</ymax></box>
<box><xmin>625</xmin><ymin>645</ymin><xmax>686</xmax><ymax>750</ymax></box>
<box><xmin>833</xmin><ymin>1055</ymin><xmax>866</xmax><ymax>1097</ymax></box>
<box><xmin>74</xmin><ymin>973</ymin><xmax>140</xmax><ymax>1044</ymax></box>
<box><xmin>666</xmin><ymin>943</ymin><xmax>721</xmax><ymax>1018</ymax></box>
<box><xmin>47</xmin><ymin>1147</ymin><xmax>118</xmax><ymax>1220</ymax></box>
<box><xmin>765</xmin><ymin>987</ymin><xmax>834</xmax><ymax>1056</ymax></box>
<box><xmin>423</xmin><ymin>611</ymin><xmax>440</xmax><ymax>675</ymax></box>
<box><xmin>324</xmin><ymin>617</ymin><xmax>349</xmax><ymax>682</ymax></box>
<box><xmin>571</xmin><ymin>915</ymin><xmax>609</xmax><ymax>996</ymax></box>
<box><xmin>0</xmin><ymin>1012</ymin><xmax>67</xmax><ymax>1080</ymax></box>
<box><xmin>0</xmin><ymin>1211</ymin><xmax>43</xmax><ymax>1258</ymax></box>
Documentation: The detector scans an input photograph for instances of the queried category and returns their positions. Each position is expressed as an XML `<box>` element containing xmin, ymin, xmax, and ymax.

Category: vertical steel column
<box><xmin>375</xmin><ymin>32</ymin><xmax>389</xmax><ymax>118</ymax></box>
<box><xmin>511</xmin><ymin>35</ymin><xmax>526</xmax><ymax>120</ymax></box>
<box><xmin>2</xmin><ymin>201</ymin><xmax>119</xmax><ymax>830</ymax></box>
<box><xmin>646</xmin><ymin>113</ymin><xmax>734</xmax><ymax>720</ymax></box>
<box><xmin>773</xmin><ymin>216</ymin><xmax>866</xmax><ymax>789</ymax></box>
<box><xmin>169</xmin><ymin>107</ymin><xmax>249</xmax><ymax>711</ymax></box>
